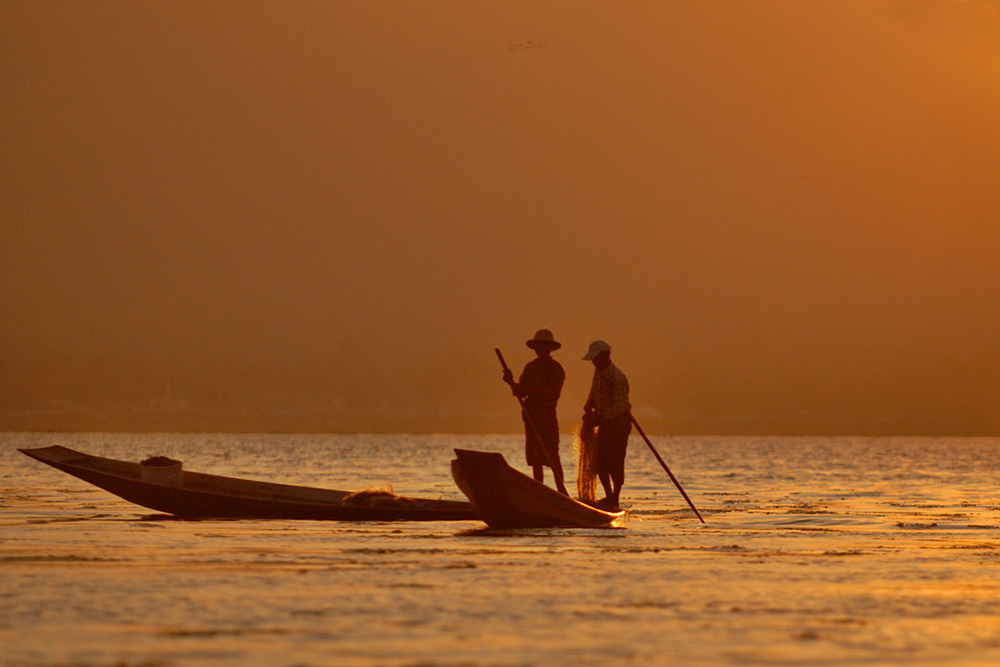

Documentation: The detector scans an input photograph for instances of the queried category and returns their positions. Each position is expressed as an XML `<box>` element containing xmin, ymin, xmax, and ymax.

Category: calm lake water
<box><xmin>3</xmin><ymin>432</ymin><xmax>1000</xmax><ymax>666</ymax></box>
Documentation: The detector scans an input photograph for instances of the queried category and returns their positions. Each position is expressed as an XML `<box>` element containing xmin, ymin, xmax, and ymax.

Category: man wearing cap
<box><xmin>503</xmin><ymin>329</ymin><xmax>568</xmax><ymax>494</ymax></box>
<box><xmin>582</xmin><ymin>340</ymin><xmax>631</xmax><ymax>509</ymax></box>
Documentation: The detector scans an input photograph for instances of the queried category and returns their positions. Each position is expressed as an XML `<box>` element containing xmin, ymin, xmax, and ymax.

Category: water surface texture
<box><xmin>3</xmin><ymin>433</ymin><xmax>1000</xmax><ymax>666</ymax></box>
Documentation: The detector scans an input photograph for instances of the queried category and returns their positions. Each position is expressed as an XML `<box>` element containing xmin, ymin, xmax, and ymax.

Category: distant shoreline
<box><xmin>2</xmin><ymin>409</ymin><xmax>995</xmax><ymax>437</ymax></box>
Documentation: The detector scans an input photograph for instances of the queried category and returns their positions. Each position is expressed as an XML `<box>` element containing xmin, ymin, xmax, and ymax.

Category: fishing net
<box><xmin>573</xmin><ymin>420</ymin><xmax>599</xmax><ymax>501</ymax></box>
<box><xmin>342</xmin><ymin>486</ymin><xmax>413</xmax><ymax>508</ymax></box>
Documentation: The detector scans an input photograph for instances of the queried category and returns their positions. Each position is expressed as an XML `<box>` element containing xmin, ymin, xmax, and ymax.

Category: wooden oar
<box><xmin>495</xmin><ymin>348</ymin><xmax>568</xmax><ymax>495</ymax></box>
<box><xmin>629</xmin><ymin>414</ymin><xmax>705</xmax><ymax>523</ymax></box>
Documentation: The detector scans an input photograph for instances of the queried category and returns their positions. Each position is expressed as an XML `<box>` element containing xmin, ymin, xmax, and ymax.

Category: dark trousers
<box><xmin>523</xmin><ymin>408</ymin><xmax>560</xmax><ymax>468</ymax></box>
<box><xmin>596</xmin><ymin>410</ymin><xmax>631</xmax><ymax>486</ymax></box>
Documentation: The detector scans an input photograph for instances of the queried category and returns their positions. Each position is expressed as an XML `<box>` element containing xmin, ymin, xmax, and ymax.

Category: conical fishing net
<box><xmin>573</xmin><ymin>420</ymin><xmax>599</xmax><ymax>501</ymax></box>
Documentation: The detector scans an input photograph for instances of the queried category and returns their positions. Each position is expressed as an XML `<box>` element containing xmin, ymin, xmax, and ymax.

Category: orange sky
<box><xmin>3</xmin><ymin>1</ymin><xmax>1000</xmax><ymax>434</ymax></box>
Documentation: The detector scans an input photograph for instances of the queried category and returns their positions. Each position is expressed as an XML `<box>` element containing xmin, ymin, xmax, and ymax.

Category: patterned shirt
<box><xmin>587</xmin><ymin>362</ymin><xmax>630</xmax><ymax>420</ymax></box>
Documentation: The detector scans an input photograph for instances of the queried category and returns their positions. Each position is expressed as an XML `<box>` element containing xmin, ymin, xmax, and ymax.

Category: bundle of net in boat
<box><xmin>342</xmin><ymin>486</ymin><xmax>414</xmax><ymax>508</ymax></box>
<box><xmin>573</xmin><ymin>420</ymin><xmax>599</xmax><ymax>501</ymax></box>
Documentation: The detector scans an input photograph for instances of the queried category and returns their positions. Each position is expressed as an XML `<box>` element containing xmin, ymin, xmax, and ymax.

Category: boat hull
<box><xmin>451</xmin><ymin>449</ymin><xmax>624</xmax><ymax>529</ymax></box>
<box><xmin>20</xmin><ymin>445</ymin><xmax>478</xmax><ymax>521</ymax></box>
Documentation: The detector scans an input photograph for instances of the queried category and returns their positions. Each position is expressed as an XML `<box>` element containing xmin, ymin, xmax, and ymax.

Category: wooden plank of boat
<box><xmin>19</xmin><ymin>445</ymin><xmax>478</xmax><ymax>522</ymax></box>
<box><xmin>450</xmin><ymin>448</ymin><xmax>625</xmax><ymax>529</ymax></box>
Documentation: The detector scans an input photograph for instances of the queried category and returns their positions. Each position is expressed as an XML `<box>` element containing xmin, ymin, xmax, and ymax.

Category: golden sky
<box><xmin>3</xmin><ymin>1</ymin><xmax>1000</xmax><ymax>434</ymax></box>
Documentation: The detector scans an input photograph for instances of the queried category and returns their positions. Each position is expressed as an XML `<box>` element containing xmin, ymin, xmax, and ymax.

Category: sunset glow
<box><xmin>3</xmin><ymin>2</ymin><xmax>999</xmax><ymax>434</ymax></box>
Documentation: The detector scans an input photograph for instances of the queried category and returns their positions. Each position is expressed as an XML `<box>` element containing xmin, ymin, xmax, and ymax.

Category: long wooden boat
<box><xmin>450</xmin><ymin>449</ymin><xmax>625</xmax><ymax>529</ymax></box>
<box><xmin>20</xmin><ymin>445</ymin><xmax>478</xmax><ymax>521</ymax></box>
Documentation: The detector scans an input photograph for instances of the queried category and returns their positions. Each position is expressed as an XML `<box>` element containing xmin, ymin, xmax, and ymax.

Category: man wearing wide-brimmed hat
<box><xmin>502</xmin><ymin>329</ymin><xmax>568</xmax><ymax>494</ymax></box>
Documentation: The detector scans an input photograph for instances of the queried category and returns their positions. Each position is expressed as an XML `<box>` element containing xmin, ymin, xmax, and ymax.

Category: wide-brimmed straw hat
<box><xmin>526</xmin><ymin>328</ymin><xmax>561</xmax><ymax>350</ymax></box>
<box><xmin>582</xmin><ymin>339</ymin><xmax>611</xmax><ymax>360</ymax></box>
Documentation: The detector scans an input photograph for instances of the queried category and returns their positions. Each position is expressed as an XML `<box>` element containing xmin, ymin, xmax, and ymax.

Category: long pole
<box><xmin>495</xmin><ymin>348</ymin><xmax>568</xmax><ymax>494</ymax></box>
<box><xmin>630</xmin><ymin>414</ymin><xmax>705</xmax><ymax>523</ymax></box>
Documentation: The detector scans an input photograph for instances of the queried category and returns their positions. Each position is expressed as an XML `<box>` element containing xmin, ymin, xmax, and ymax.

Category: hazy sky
<box><xmin>3</xmin><ymin>1</ymin><xmax>1000</xmax><ymax>434</ymax></box>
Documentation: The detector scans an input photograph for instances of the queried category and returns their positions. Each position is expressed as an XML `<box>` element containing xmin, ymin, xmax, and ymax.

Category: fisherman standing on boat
<box><xmin>502</xmin><ymin>329</ymin><xmax>568</xmax><ymax>494</ymax></box>
<box><xmin>582</xmin><ymin>340</ymin><xmax>631</xmax><ymax>510</ymax></box>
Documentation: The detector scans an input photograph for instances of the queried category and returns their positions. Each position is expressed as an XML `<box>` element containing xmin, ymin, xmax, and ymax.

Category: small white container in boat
<box><xmin>140</xmin><ymin>457</ymin><xmax>184</xmax><ymax>487</ymax></box>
